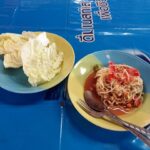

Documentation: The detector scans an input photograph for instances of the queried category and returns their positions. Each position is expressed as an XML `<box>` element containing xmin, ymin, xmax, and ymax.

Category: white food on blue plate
<box><xmin>21</xmin><ymin>33</ymin><xmax>63</xmax><ymax>86</ymax></box>
<box><xmin>0</xmin><ymin>33</ymin><xmax>27</xmax><ymax>68</ymax></box>
<box><xmin>0</xmin><ymin>32</ymin><xmax>64</xmax><ymax>87</ymax></box>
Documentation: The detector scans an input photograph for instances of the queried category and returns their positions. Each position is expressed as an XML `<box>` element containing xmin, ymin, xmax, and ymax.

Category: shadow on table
<box><xmin>0</xmin><ymin>87</ymin><xmax>44</xmax><ymax>105</ymax></box>
<box><xmin>0</xmin><ymin>79</ymin><xmax>65</xmax><ymax>105</ymax></box>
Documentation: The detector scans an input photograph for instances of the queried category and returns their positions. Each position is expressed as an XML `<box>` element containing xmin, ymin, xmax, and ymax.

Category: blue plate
<box><xmin>0</xmin><ymin>32</ymin><xmax>75</xmax><ymax>94</ymax></box>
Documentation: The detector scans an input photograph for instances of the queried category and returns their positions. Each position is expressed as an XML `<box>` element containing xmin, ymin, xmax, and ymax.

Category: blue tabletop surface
<box><xmin>0</xmin><ymin>0</ymin><xmax>150</xmax><ymax>150</ymax></box>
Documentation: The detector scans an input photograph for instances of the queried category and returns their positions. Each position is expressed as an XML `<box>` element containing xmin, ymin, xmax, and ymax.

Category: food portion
<box><xmin>84</xmin><ymin>62</ymin><xmax>143</xmax><ymax>115</ymax></box>
<box><xmin>4</xmin><ymin>50</ymin><xmax>22</xmax><ymax>68</ymax></box>
<box><xmin>0</xmin><ymin>33</ymin><xmax>26</xmax><ymax>54</ymax></box>
<box><xmin>0</xmin><ymin>32</ymin><xmax>64</xmax><ymax>87</ymax></box>
<box><xmin>21</xmin><ymin>34</ymin><xmax>63</xmax><ymax>86</ymax></box>
<box><xmin>0</xmin><ymin>33</ymin><xmax>27</xmax><ymax>68</ymax></box>
<box><xmin>22</xmin><ymin>31</ymin><xmax>49</xmax><ymax>46</ymax></box>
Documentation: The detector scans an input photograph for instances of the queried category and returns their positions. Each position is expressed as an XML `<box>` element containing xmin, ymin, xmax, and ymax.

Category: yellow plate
<box><xmin>68</xmin><ymin>50</ymin><xmax>150</xmax><ymax>131</ymax></box>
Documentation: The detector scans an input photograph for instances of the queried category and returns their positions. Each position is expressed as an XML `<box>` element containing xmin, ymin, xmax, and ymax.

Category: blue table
<box><xmin>0</xmin><ymin>0</ymin><xmax>150</xmax><ymax>150</ymax></box>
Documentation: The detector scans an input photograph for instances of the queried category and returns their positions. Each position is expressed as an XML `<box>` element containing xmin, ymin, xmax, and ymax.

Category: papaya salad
<box><xmin>84</xmin><ymin>62</ymin><xmax>143</xmax><ymax>115</ymax></box>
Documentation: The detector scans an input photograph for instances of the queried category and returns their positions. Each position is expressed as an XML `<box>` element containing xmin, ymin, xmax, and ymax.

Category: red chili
<box><xmin>126</xmin><ymin>103</ymin><xmax>132</xmax><ymax>108</ymax></box>
<box><xmin>134</xmin><ymin>99</ymin><xmax>141</xmax><ymax>107</ymax></box>
<box><xmin>109</xmin><ymin>61</ymin><xmax>115</xmax><ymax>66</ymax></box>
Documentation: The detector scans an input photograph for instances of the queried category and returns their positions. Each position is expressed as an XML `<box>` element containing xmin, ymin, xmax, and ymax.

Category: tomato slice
<box><xmin>127</xmin><ymin>68</ymin><xmax>140</xmax><ymax>76</ymax></box>
<box><xmin>134</xmin><ymin>99</ymin><xmax>141</xmax><ymax>107</ymax></box>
